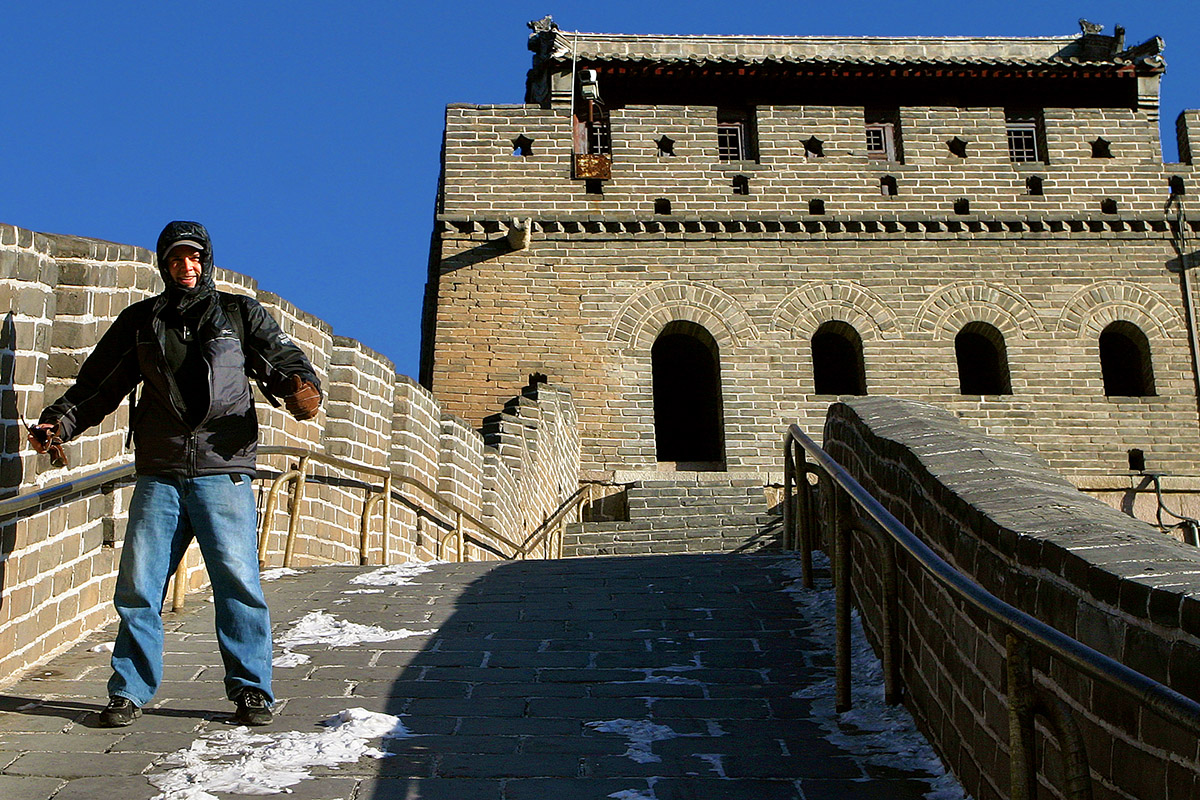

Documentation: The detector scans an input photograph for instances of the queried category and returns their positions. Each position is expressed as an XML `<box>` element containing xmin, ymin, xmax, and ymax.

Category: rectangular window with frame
<box><xmin>717</xmin><ymin>108</ymin><xmax>756</xmax><ymax>162</ymax></box>
<box><xmin>864</xmin><ymin>108</ymin><xmax>902</xmax><ymax>163</ymax></box>
<box><xmin>718</xmin><ymin>122</ymin><xmax>745</xmax><ymax>161</ymax></box>
<box><xmin>1006</xmin><ymin>110</ymin><xmax>1045</xmax><ymax>163</ymax></box>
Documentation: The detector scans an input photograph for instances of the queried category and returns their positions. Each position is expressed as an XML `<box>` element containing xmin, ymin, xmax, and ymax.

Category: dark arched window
<box><xmin>652</xmin><ymin>322</ymin><xmax>724</xmax><ymax>465</ymax></box>
<box><xmin>812</xmin><ymin>321</ymin><xmax>867</xmax><ymax>395</ymax></box>
<box><xmin>1100</xmin><ymin>321</ymin><xmax>1155</xmax><ymax>397</ymax></box>
<box><xmin>956</xmin><ymin>322</ymin><xmax>1012</xmax><ymax>395</ymax></box>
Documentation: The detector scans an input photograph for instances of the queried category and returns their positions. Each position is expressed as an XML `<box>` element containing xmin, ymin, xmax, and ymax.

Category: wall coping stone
<box><xmin>828</xmin><ymin>396</ymin><xmax>1200</xmax><ymax>633</ymax></box>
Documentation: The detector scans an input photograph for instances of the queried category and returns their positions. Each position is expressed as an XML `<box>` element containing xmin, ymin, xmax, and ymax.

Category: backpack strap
<box><xmin>219</xmin><ymin>292</ymin><xmax>282</xmax><ymax>408</ymax></box>
<box><xmin>125</xmin><ymin>388</ymin><xmax>138</xmax><ymax>448</ymax></box>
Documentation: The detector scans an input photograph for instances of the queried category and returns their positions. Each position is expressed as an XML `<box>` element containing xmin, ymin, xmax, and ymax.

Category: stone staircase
<box><xmin>563</xmin><ymin>474</ymin><xmax>781</xmax><ymax>556</ymax></box>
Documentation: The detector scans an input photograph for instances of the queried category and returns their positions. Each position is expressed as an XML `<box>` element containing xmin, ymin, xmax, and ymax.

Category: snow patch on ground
<box><xmin>277</xmin><ymin>611</ymin><xmax>434</xmax><ymax>649</ymax></box>
<box><xmin>271</xmin><ymin>650</ymin><xmax>311</xmax><ymax>668</ymax></box>
<box><xmin>347</xmin><ymin>561</ymin><xmax>435</xmax><ymax>587</ymax></box>
<box><xmin>608</xmin><ymin>786</ymin><xmax>659</xmax><ymax>800</ymax></box>
<box><xmin>272</xmin><ymin>610</ymin><xmax>435</xmax><ymax>668</ymax></box>
<box><xmin>259</xmin><ymin>567</ymin><xmax>305</xmax><ymax>582</ymax></box>
<box><xmin>778</xmin><ymin>555</ymin><xmax>969</xmax><ymax>800</ymax></box>
<box><xmin>88</xmin><ymin>641</ymin><xmax>115</xmax><ymax>653</ymax></box>
<box><xmin>586</xmin><ymin>716</ymin><xmax>725</xmax><ymax>765</ymax></box>
<box><xmin>148</xmin><ymin>707</ymin><xmax>413</xmax><ymax>800</ymax></box>
<box><xmin>586</xmin><ymin>719</ymin><xmax>682</xmax><ymax>763</ymax></box>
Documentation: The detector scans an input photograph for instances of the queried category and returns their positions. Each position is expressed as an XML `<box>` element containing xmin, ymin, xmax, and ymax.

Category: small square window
<box><xmin>1007</xmin><ymin>123</ymin><xmax>1039</xmax><ymax>162</ymax></box>
<box><xmin>865</xmin><ymin>123</ymin><xmax>897</xmax><ymax>161</ymax></box>
<box><xmin>1005</xmin><ymin>110</ymin><xmax>1045</xmax><ymax>163</ymax></box>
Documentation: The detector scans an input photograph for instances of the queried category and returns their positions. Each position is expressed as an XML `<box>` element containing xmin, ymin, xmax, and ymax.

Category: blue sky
<box><xmin>3</xmin><ymin>1</ymin><xmax>1197</xmax><ymax>378</ymax></box>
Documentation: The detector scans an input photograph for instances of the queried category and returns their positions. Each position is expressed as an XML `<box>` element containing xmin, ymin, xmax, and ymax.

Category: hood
<box><xmin>156</xmin><ymin>220</ymin><xmax>217</xmax><ymax>312</ymax></box>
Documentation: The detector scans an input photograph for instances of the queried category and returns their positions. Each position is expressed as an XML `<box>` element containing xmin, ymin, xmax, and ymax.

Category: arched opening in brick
<box><xmin>811</xmin><ymin>321</ymin><xmax>867</xmax><ymax>395</ymax></box>
<box><xmin>652</xmin><ymin>321</ymin><xmax>724</xmax><ymax>467</ymax></box>
<box><xmin>1100</xmin><ymin>321</ymin><xmax>1156</xmax><ymax>397</ymax></box>
<box><xmin>956</xmin><ymin>322</ymin><xmax>1012</xmax><ymax>395</ymax></box>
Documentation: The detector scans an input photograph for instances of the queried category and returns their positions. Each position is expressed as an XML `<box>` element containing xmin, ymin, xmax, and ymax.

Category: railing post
<box><xmin>171</xmin><ymin>551</ymin><xmax>188</xmax><ymax>612</ymax></box>
<box><xmin>380</xmin><ymin>475</ymin><xmax>392</xmax><ymax>566</ymax></box>
<box><xmin>834</xmin><ymin>487</ymin><xmax>852</xmax><ymax>713</ymax></box>
<box><xmin>1007</xmin><ymin>634</ymin><xmax>1037</xmax><ymax>800</ymax></box>
<box><xmin>283</xmin><ymin>455</ymin><xmax>309</xmax><ymax>568</ymax></box>
<box><xmin>359</xmin><ymin>486</ymin><xmax>374</xmax><ymax>566</ymax></box>
<box><xmin>783</xmin><ymin>436</ymin><xmax>794</xmax><ymax>551</ymax></box>
<box><xmin>798</xmin><ymin>460</ymin><xmax>814</xmax><ymax>590</ymax></box>
<box><xmin>455</xmin><ymin>512</ymin><xmax>464</xmax><ymax>563</ymax></box>
<box><xmin>259</xmin><ymin>466</ymin><xmax>299</xmax><ymax>568</ymax></box>
<box><xmin>880</xmin><ymin>538</ymin><xmax>902</xmax><ymax>705</ymax></box>
<box><xmin>1039</xmin><ymin>693</ymin><xmax>1094</xmax><ymax>800</ymax></box>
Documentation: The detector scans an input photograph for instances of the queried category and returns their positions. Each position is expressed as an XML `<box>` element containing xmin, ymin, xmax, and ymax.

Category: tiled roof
<box><xmin>545</xmin><ymin>31</ymin><xmax>1162</xmax><ymax>70</ymax></box>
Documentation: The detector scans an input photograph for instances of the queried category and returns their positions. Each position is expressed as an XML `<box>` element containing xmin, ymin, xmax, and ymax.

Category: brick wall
<box><xmin>820</xmin><ymin>396</ymin><xmax>1200</xmax><ymax>800</ymax></box>
<box><xmin>0</xmin><ymin>222</ymin><xmax>581</xmax><ymax>687</ymax></box>
<box><xmin>426</xmin><ymin>99</ymin><xmax>1200</xmax><ymax>527</ymax></box>
<box><xmin>438</xmin><ymin>103</ymin><xmax>1190</xmax><ymax>218</ymax></box>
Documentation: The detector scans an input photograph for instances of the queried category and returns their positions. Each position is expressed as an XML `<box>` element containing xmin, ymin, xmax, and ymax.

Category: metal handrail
<box><xmin>2</xmin><ymin>443</ymin><xmax>560</xmax><ymax>608</ymax></box>
<box><xmin>519</xmin><ymin>484</ymin><xmax>591</xmax><ymax>559</ymax></box>
<box><xmin>0</xmin><ymin>461</ymin><xmax>137</xmax><ymax>520</ymax></box>
<box><xmin>255</xmin><ymin>443</ymin><xmax>523</xmax><ymax>563</ymax></box>
<box><xmin>784</xmin><ymin>422</ymin><xmax>1200</xmax><ymax>799</ymax></box>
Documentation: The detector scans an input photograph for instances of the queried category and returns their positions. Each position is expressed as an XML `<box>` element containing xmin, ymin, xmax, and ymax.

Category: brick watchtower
<box><xmin>422</xmin><ymin>17</ymin><xmax>1200</xmax><ymax>533</ymax></box>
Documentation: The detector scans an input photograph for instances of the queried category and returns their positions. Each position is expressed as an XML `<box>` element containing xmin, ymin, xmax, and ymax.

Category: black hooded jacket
<box><xmin>40</xmin><ymin>221</ymin><xmax>319</xmax><ymax>477</ymax></box>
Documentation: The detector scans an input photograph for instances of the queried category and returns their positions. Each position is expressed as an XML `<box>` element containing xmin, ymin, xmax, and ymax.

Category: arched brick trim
<box><xmin>608</xmin><ymin>281</ymin><xmax>757</xmax><ymax>351</ymax></box>
<box><xmin>914</xmin><ymin>281</ymin><xmax>1042</xmax><ymax>338</ymax></box>
<box><xmin>772</xmin><ymin>281</ymin><xmax>900</xmax><ymax>341</ymax></box>
<box><xmin>1056</xmin><ymin>280</ymin><xmax>1183</xmax><ymax>340</ymax></box>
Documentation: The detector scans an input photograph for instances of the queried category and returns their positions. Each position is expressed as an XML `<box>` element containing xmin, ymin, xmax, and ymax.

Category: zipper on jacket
<box><xmin>150</xmin><ymin>309</ymin><xmax>193</xmax><ymax>428</ymax></box>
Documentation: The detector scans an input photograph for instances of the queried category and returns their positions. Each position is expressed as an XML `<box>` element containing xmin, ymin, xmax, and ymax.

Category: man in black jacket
<box><xmin>29</xmin><ymin>221</ymin><xmax>321</xmax><ymax>728</ymax></box>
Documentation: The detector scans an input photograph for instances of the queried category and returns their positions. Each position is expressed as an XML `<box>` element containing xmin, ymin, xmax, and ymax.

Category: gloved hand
<box><xmin>282</xmin><ymin>375</ymin><xmax>321</xmax><ymax>421</ymax></box>
<box><xmin>27</xmin><ymin>422</ymin><xmax>69</xmax><ymax>468</ymax></box>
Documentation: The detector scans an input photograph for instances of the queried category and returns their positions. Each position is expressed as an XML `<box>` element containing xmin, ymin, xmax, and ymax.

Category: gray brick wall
<box><xmin>821</xmin><ymin>396</ymin><xmax>1200</xmax><ymax>800</ymax></box>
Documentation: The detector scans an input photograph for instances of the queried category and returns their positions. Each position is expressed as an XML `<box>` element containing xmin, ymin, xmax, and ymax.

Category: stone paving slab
<box><xmin>0</xmin><ymin>553</ymin><xmax>952</xmax><ymax>799</ymax></box>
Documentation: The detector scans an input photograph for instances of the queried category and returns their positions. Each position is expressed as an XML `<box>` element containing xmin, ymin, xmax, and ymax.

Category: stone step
<box><xmin>569</xmin><ymin>475</ymin><xmax>779</xmax><ymax>557</ymax></box>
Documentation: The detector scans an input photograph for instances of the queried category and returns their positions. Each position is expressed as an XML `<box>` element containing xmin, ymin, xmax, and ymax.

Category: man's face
<box><xmin>166</xmin><ymin>245</ymin><xmax>203</xmax><ymax>289</ymax></box>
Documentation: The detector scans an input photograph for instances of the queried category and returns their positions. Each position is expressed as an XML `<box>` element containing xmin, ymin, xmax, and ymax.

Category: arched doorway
<box><xmin>652</xmin><ymin>322</ymin><xmax>725</xmax><ymax>467</ymax></box>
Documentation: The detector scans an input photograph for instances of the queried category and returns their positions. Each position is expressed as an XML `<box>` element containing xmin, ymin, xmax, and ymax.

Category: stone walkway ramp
<box><xmin>0</xmin><ymin>554</ymin><xmax>951</xmax><ymax>800</ymax></box>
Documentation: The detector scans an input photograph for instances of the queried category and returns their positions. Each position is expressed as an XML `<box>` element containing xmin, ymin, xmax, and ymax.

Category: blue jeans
<box><xmin>108</xmin><ymin>474</ymin><xmax>273</xmax><ymax>706</ymax></box>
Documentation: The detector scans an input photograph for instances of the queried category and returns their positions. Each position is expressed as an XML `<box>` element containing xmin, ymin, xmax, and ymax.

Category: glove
<box><xmin>27</xmin><ymin>422</ymin><xmax>69</xmax><ymax>468</ymax></box>
<box><xmin>282</xmin><ymin>375</ymin><xmax>321</xmax><ymax>421</ymax></box>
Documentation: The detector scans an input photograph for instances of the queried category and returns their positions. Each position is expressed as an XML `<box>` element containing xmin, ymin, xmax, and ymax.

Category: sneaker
<box><xmin>98</xmin><ymin>696</ymin><xmax>141</xmax><ymax>728</ymax></box>
<box><xmin>232</xmin><ymin>689</ymin><xmax>273</xmax><ymax>726</ymax></box>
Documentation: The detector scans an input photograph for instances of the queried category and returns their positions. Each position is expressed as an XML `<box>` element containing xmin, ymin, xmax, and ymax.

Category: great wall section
<box><xmin>3</xmin><ymin>17</ymin><xmax>1200</xmax><ymax>800</ymax></box>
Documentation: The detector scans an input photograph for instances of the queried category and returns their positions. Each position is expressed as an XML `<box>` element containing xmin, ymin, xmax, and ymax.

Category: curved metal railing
<box><xmin>253</xmin><ymin>445</ymin><xmax>525</xmax><ymax>569</ymax></box>
<box><xmin>2</xmin><ymin>443</ymin><xmax>574</xmax><ymax>611</ymax></box>
<box><xmin>518</xmin><ymin>483</ymin><xmax>591</xmax><ymax>560</ymax></box>
<box><xmin>784</xmin><ymin>422</ymin><xmax>1200</xmax><ymax>800</ymax></box>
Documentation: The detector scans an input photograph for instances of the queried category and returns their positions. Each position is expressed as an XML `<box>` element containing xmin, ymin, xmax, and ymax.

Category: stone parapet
<box><xmin>440</xmin><ymin>103</ymin><xmax>1196</xmax><ymax>219</ymax></box>
<box><xmin>821</xmin><ymin>396</ymin><xmax>1200</xmax><ymax>800</ymax></box>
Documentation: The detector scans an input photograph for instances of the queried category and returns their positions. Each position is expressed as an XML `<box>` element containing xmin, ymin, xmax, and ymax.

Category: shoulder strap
<box><xmin>219</xmin><ymin>292</ymin><xmax>247</xmax><ymax>349</ymax></box>
<box><xmin>219</xmin><ymin>292</ymin><xmax>282</xmax><ymax>408</ymax></box>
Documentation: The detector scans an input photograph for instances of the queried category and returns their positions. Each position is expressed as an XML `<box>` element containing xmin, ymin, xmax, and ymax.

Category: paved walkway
<box><xmin>0</xmin><ymin>554</ymin><xmax>951</xmax><ymax>800</ymax></box>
